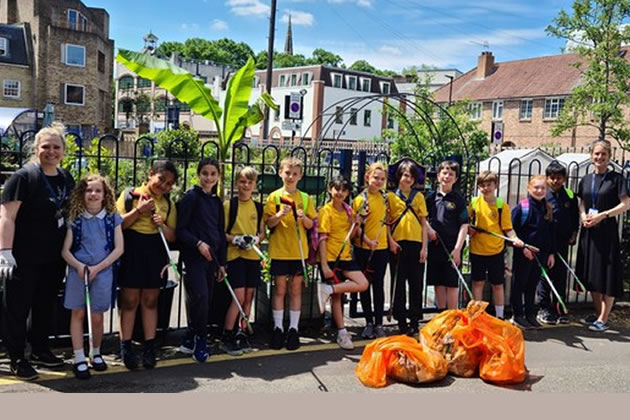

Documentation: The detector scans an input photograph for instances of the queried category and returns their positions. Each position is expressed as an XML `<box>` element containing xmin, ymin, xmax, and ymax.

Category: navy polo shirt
<box><xmin>546</xmin><ymin>187</ymin><xmax>579</xmax><ymax>242</ymax></box>
<box><xmin>426</xmin><ymin>189</ymin><xmax>468</xmax><ymax>248</ymax></box>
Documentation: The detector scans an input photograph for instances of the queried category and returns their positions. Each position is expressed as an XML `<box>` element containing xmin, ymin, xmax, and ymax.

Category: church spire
<box><xmin>284</xmin><ymin>15</ymin><xmax>293</xmax><ymax>55</ymax></box>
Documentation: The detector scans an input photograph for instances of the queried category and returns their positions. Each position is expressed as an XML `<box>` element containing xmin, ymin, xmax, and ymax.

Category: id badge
<box><xmin>588</xmin><ymin>208</ymin><xmax>599</xmax><ymax>216</ymax></box>
<box><xmin>57</xmin><ymin>217</ymin><xmax>65</xmax><ymax>228</ymax></box>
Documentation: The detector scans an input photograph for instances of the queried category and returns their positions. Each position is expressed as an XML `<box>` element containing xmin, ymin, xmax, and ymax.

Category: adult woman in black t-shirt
<box><xmin>0</xmin><ymin>123</ymin><xmax>75</xmax><ymax>380</ymax></box>
<box><xmin>576</xmin><ymin>139</ymin><xmax>630</xmax><ymax>332</ymax></box>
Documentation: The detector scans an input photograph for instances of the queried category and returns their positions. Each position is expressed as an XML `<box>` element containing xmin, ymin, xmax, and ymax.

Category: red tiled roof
<box><xmin>433</xmin><ymin>51</ymin><xmax>594</xmax><ymax>102</ymax></box>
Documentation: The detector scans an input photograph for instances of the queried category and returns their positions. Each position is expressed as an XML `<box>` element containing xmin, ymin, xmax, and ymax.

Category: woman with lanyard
<box><xmin>576</xmin><ymin>139</ymin><xmax>630</xmax><ymax>332</ymax></box>
<box><xmin>0</xmin><ymin>123</ymin><xmax>75</xmax><ymax>380</ymax></box>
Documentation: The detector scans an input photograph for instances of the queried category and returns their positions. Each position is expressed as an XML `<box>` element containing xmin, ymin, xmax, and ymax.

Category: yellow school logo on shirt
<box><xmin>250</xmin><ymin>213</ymin><xmax>257</xmax><ymax>221</ymax></box>
<box><xmin>491</xmin><ymin>210</ymin><xmax>498</xmax><ymax>219</ymax></box>
<box><xmin>446</xmin><ymin>202</ymin><xmax>456</xmax><ymax>210</ymax></box>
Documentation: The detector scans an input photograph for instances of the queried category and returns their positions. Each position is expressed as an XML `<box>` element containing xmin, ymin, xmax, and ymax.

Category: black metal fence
<box><xmin>1</xmin><ymin>133</ymin><xmax>629</xmax><ymax>343</ymax></box>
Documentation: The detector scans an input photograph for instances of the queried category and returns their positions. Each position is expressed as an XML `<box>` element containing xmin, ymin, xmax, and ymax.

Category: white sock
<box><xmin>495</xmin><ymin>305</ymin><xmax>504</xmax><ymax>319</ymax></box>
<box><xmin>324</xmin><ymin>284</ymin><xmax>334</xmax><ymax>295</ymax></box>
<box><xmin>338</xmin><ymin>328</ymin><xmax>348</xmax><ymax>336</ymax></box>
<box><xmin>289</xmin><ymin>310</ymin><xmax>301</xmax><ymax>330</ymax></box>
<box><xmin>272</xmin><ymin>310</ymin><xmax>284</xmax><ymax>331</ymax></box>
<box><xmin>90</xmin><ymin>346</ymin><xmax>100</xmax><ymax>357</ymax></box>
<box><xmin>74</xmin><ymin>349</ymin><xmax>87</xmax><ymax>371</ymax></box>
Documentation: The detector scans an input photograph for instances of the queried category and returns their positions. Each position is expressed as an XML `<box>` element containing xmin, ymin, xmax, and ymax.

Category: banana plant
<box><xmin>116</xmin><ymin>49</ymin><xmax>278</xmax><ymax>162</ymax></box>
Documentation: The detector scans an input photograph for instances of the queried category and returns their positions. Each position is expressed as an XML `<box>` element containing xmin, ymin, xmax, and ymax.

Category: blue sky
<box><xmin>89</xmin><ymin>0</ymin><xmax>576</xmax><ymax>72</ymax></box>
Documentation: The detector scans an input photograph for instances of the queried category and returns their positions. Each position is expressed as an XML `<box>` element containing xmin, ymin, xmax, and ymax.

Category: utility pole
<box><xmin>263</xmin><ymin>0</ymin><xmax>277</xmax><ymax>141</ymax></box>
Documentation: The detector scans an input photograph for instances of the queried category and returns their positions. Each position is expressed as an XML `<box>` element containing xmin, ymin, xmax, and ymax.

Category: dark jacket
<box><xmin>511</xmin><ymin>195</ymin><xmax>556</xmax><ymax>256</ymax></box>
<box><xmin>546</xmin><ymin>187</ymin><xmax>579</xmax><ymax>242</ymax></box>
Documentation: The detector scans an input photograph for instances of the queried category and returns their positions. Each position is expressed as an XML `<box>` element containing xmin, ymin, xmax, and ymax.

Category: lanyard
<box><xmin>590</xmin><ymin>172</ymin><xmax>606</xmax><ymax>209</ymax></box>
<box><xmin>39</xmin><ymin>165</ymin><xmax>67</xmax><ymax>210</ymax></box>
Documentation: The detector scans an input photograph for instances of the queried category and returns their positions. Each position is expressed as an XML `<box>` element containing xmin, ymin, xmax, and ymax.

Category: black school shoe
<box><xmin>90</xmin><ymin>355</ymin><xmax>108</xmax><ymax>372</ymax></box>
<box><xmin>72</xmin><ymin>361</ymin><xmax>91</xmax><ymax>380</ymax></box>
<box><xmin>31</xmin><ymin>349</ymin><xmax>64</xmax><ymax>368</ymax></box>
<box><xmin>142</xmin><ymin>340</ymin><xmax>157</xmax><ymax>369</ymax></box>
<box><xmin>10</xmin><ymin>359</ymin><xmax>39</xmax><ymax>381</ymax></box>
<box><xmin>270</xmin><ymin>327</ymin><xmax>285</xmax><ymax>350</ymax></box>
<box><xmin>526</xmin><ymin>314</ymin><xmax>542</xmax><ymax>329</ymax></box>
<box><xmin>120</xmin><ymin>340</ymin><xmax>139</xmax><ymax>370</ymax></box>
<box><xmin>286</xmin><ymin>328</ymin><xmax>300</xmax><ymax>350</ymax></box>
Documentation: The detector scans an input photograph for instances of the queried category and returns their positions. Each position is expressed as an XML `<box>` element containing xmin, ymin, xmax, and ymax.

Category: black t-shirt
<box><xmin>426</xmin><ymin>189</ymin><xmax>468</xmax><ymax>247</ymax></box>
<box><xmin>577</xmin><ymin>171</ymin><xmax>628</xmax><ymax>212</ymax></box>
<box><xmin>1</xmin><ymin>163</ymin><xmax>75</xmax><ymax>264</ymax></box>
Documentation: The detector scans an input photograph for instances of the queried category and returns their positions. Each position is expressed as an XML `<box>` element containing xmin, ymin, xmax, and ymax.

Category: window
<box><xmin>251</xmin><ymin>76</ymin><xmax>259</xmax><ymax>88</ymax></box>
<box><xmin>380</xmin><ymin>82</ymin><xmax>391</xmax><ymax>94</ymax></box>
<box><xmin>0</xmin><ymin>37</ymin><xmax>7</xmax><ymax>56</ymax></box>
<box><xmin>467</xmin><ymin>102</ymin><xmax>482</xmax><ymax>120</ymax></box>
<box><xmin>361</xmin><ymin>78</ymin><xmax>371</xmax><ymax>92</ymax></box>
<box><xmin>136</xmin><ymin>97</ymin><xmax>150</xmax><ymax>113</ymax></box>
<box><xmin>332</xmin><ymin>73</ymin><xmax>342</xmax><ymax>88</ymax></box>
<box><xmin>137</xmin><ymin>78</ymin><xmax>151</xmax><ymax>88</ymax></box>
<box><xmin>155</xmin><ymin>99</ymin><xmax>167</xmax><ymax>113</ymax></box>
<box><xmin>387</xmin><ymin>115</ymin><xmax>395</xmax><ymax>129</ymax></box>
<box><xmin>68</xmin><ymin>9</ymin><xmax>78</xmax><ymax>30</ymax></box>
<box><xmin>520</xmin><ymin>99</ymin><xmax>533</xmax><ymax>120</ymax></box>
<box><xmin>64</xmin><ymin>83</ymin><xmax>85</xmax><ymax>105</ymax></box>
<box><xmin>346</xmin><ymin>75</ymin><xmax>357</xmax><ymax>91</ymax></box>
<box><xmin>492</xmin><ymin>101</ymin><xmax>503</xmax><ymax>120</ymax></box>
<box><xmin>64</xmin><ymin>44</ymin><xmax>86</xmax><ymax>67</ymax></box>
<box><xmin>3</xmin><ymin>80</ymin><xmax>20</xmax><ymax>98</ymax></box>
<box><xmin>118</xmin><ymin>100</ymin><xmax>133</xmax><ymax>113</ymax></box>
<box><xmin>119</xmin><ymin>76</ymin><xmax>134</xmax><ymax>89</ymax></box>
<box><xmin>274</xmin><ymin>106</ymin><xmax>280</xmax><ymax>121</ymax></box>
<box><xmin>302</xmin><ymin>72</ymin><xmax>312</xmax><ymax>86</ymax></box>
<box><xmin>364</xmin><ymin>109</ymin><xmax>371</xmax><ymax>127</ymax></box>
<box><xmin>335</xmin><ymin>106</ymin><xmax>343</xmax><ymax>124</ymax></box>
<box><xmin>177</xmin><ymin>100</ymin><xmax>191</xmax><ymax>112</ymax></box>
<box><xmin>544</xmin><ymin>98</ymin><xmax>565</xmax><ymax>119</ymax></box>
<box><xmin>350</xmin><ymin>108</ymin><xmax>358</xmax><ymax>125</ymax></box>
<box><xmin>279</xmin><ymin>74</ymin><xmax>286</xmax><ymax>87</ymax></box>
<box><xmin>290</xmin><ymin>74</ymin><xmax>297</xmax><ymax>86</ymax></box>
<box><xmin>81</xmin><ymin>15</ymin><xmax>88</xmax><ymax>32</ymax></box>
<box><xmin>97</xmin><ymin>51</ymin><xmax>105</xmax><ymax>73</ymax></box>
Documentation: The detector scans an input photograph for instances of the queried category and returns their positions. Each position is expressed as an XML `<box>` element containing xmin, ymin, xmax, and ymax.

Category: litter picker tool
<box><xmin>362</xmin><ymin>214</ymin><xmax>388</xmax><ymax>280</ymax></box>
<box><xmin>280</xmin><ymin>195</ymin><xmax>310</xmax><ymax>285</ymax></box>
<box><xmin>555</xmin><ymin>252</ymin><xmax>586</xmax><ymax>293</ymax></box>
<box><xmin>533</xmin><ymin>252</ymin><xmax>568</xmax><ymax>315</ymax></box>
<box><xmin>150</xmin><ymin>208</ymin><xmax>181</xmax><ymax>283</ymax></box>
<box><xmin>83</xmin><ymin>267</ymin><xmax>94</xmax><ymax>358</ymax></box>
<box><xmin>327</xmin><ymin>201</ymin><xmax>366</xmax><ymax>284</ymax></box>
<box><xmin>469</xmin><ymin>225</ymin><xmax>540</xmax><ymax>253</ymax></box>
<box><xmin>240</xmin><ymin>235</ymin><xmax>268</xmax><ymax>269</ymax></box>
<box><xmin>223</xmin><ymin>277</ymin><xmax>254</xmax><ymax>335</ymax></box>
<box><xmin>386</xmin><ymin>252</ymin><xmax>401</xmax><ymax>322</ymax></box>
<box><xmin>433</xmin><ymin>230</ymin><xmax>473</xmax><ymax>301</ymax></box>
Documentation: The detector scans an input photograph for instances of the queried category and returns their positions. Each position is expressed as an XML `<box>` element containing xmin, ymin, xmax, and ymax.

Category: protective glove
<box><xmin>0</xmin><ymin>249</ymin><xmax>17</xmax><ymax>281</ymax></box>
<box><xmin>232</xmin><ymin>236</ymin><xmax>248</xmax><ymax>250</ymax></box>
<box><xmin>241</xmin><ymin>235</ymin><xmax>259</xmax><ymax>247</ymax></box>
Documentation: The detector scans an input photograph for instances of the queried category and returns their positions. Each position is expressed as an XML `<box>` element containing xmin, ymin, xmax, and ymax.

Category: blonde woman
<box><xmin>0</xmin><ymin>123</ymin><xmax>75</xmax><ymax>380</ymax></box>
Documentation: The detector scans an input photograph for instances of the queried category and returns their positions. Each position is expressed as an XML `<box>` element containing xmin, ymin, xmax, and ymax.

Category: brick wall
<box><xmin>0</xmin><ymin>65</ymin><xmax>33</xmax><ymax>108</ymax></box>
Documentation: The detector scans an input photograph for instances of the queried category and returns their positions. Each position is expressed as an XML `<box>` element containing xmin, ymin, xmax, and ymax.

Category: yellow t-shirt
<box><xmin>264</xmin><ymin>188</ymin><xmax>317</xmax><ymax>260</ymax></box>
<box><xmin>224</xmin><ymin>198</ymin><xmax>262</xmax><ymax>262</ymax></box>
<box><xmin>390</xmin><ymin>190</ymin><xmax>428</xmax><ymax>242</ymax></box>
<box><xmin>468</xmin><ymin>196</ymin><xmax>513</xmax><ymax>256</ymax></box>
<box><xmin>318</xmin><ymin>202</ymin><xmax>354</xmax><ymax>262</ymax></box>
<box><xmin>116</xmin><ymin>184</ymin><xmax>177</xmax><ymax>234</ymax></box>
<box><xmin>352</xmin><ymin>190</ymin><xmax>394</xmax><ymax>250</ymax></box>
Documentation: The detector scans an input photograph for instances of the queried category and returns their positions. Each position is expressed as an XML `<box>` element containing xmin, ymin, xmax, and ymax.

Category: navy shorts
<box><xmin>426</xmin><ymin>240</ymin><xmax>459</xmax><ymax>288</ymax></box>
<box><xmin>227</xmin><ymin>258</ymin><xmax>262</xmax><ymax>289</ymax></box>
<box><xmin>319</xmin><ymin>260</ymin><xmax>360</xmax><ymax>284</ymax></box>
<box><xmin>270</xmin><ymin>259</ymin><xmax>304</xmax><ymax>277</ymax></box>
<box><xmin>470</xmin><ymin>252</ymin><xmax>505</xmax><ymax>286</ymax></box>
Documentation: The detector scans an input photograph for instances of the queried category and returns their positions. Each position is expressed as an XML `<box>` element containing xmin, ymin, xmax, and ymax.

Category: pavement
<box><xmin>1</xmin><ymin>308</ymin><xmax>629</xmax><ymax>393</ymax></box>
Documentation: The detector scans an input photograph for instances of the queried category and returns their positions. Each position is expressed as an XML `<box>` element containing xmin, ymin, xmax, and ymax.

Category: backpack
<box><xmin>471</xmin><ymin>196</ymin><xmax>505</xmax><ymax>232</ymax></box>
<box><xmin>226</xmin><ymin>196</ymin><xmax>263</xmax><ymax>235</ymax></box>
<box><xmin>123</xmin><ymin>187</ymin><xmax>172</xmax><ymax>220</ymax></box>
<box><xmin>390</xmin><ymin>188</ymin><xmax>421</xmax><ymax>235</ymax></box>
<box><xmin>519</xmin><ymin>197</ymin><xmax>553</xmax><ymax>226</ymax></box>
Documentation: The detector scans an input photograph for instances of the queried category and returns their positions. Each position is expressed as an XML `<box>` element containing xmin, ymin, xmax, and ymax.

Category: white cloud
<box><xmin>281</xmin><ymin>10</ymin><xmax>315</xmax><ymax>26</ymax></box>
<box><xmin>226</xmin><ymin>0</ymin><xmax>270</xmax><ymax>17</ymax></box>
<box><xmin>379</xmin><ymin>45</ymin><xmax>402</xmax><ymax>56</ymax></box>
<box><xmin>211</xmin><ymin>19</ymin><xmax>229</xmax><ymax>31</ymax></box>
<box><xmin>328</xmin><ymin>0</ymin><xmax>372</xmax><ymax>7</ymax></box>
<box><xmin>181</xmin><ymin>23</ymin><xmax>200</xmax><ymax>30</ymax></box>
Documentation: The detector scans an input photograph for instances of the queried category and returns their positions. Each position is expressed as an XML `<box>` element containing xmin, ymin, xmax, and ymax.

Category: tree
<box><xmin>156</xmin><ymin>41</ymin><xmax>184</xmax><ymax>59</ymax></box>
<box><xmin>308</xmin><ymin>48</ymin><xmax>343</xmax><ymax>67</ymax></box>
<box><xmin>156</xmin><ymin>38</ymin><xmax>254</xmax><ymax>67</ymax></box>
<box><xmin>546</xmin><ymin>0</ymin><xmax>630</xmax><ymax>146</ymax></box>
<box><xmin>349</xmin><ymin>59</ymin><xmax>378</xmax><ymax>74</ymax></box>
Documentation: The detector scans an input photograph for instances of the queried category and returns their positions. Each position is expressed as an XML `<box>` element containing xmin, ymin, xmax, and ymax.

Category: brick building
<box><xmin>0</xmin><ymin>0</ymin><xmax>114</xmax><ymax>138</ymax></box>
<box><xmin>433</xmin><ymin>50</ymin><xmax>630</xmax><ymax>148</ymax></box>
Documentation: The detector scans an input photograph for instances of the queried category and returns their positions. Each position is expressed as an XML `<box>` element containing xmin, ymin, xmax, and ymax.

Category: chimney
<box><xmin>476</xmin><ymin>51</ymin><xmax>495</xmax><ymax>79</ymax></box>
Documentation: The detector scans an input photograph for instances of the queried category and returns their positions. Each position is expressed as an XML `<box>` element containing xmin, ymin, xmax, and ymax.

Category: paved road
<box><xmin>1</xmin><ymin>320</ymin><xmax>629</xmax><ymax>393</ymax></box>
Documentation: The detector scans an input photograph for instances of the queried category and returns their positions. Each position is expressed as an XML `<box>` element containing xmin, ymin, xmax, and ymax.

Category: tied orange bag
<box><xmin>355</xmin><ymin>335</ymin><xmax>448</xmax><ymax>388</ymax></box>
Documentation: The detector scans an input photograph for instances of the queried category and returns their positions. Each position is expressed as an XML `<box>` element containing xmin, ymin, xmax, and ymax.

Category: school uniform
<box><xmin>468</xmin><ymin>196</ymin><xmax>513</xmax><ymax>286</ymax></box>
<box><xmin>538</xmin><ymin>187</ymin><xmax>579</xmax><ymax>312</ymax></box>
<box><xmin>177</xmin><ymin>185</ymin><xmax>226</xmax><ymax>339</ymax></box>
<box><xmin>64</xmin><ymin>210</ymin><xmax>123</xmax><ymax>313</ymax></box>
<box><xmin>1</xmin><ymin>163</ymin><xmax>74</xmax><ymax>362</ymax></box>
<box><xmin>317</xmin><ymin>202</ymin><xmax>360</xmax><ymax>278</ymax></box>
<box><xmin>224</xmin><ymin>198</ymin><xmax>262</xmax><ymax>289</ymax></box>
<box><xmin>352</xmin><ymin>190</ymin><xmax>395</xmax><ymax>326</ymax></box>
<box><xmin>425</xmin><ymin>189</ymin><xmax>468</xmax><ymax>289</ymax></box>
<box><xmin>576</xmin><ymin>171</ymin><xmax>628</xmax><ymax>298</ymax></box>
<box><xmin>389</xmin><ymin>189</ymin><xmax>427</xmax><ymax>326</ymax></box>
<box><xmin>510</xmin><ymin>196</ymin><xmax>556</xmax><ymax>318</ymax></box>
<box><xmin>264</xmin><ymin>188</ymin><xmax>316</xmax><ymax>276</ymax></box>
<box><xmin>115</xmin><ymin>184</ymin><xmax>177</xmax><ymax>290</ymax></box>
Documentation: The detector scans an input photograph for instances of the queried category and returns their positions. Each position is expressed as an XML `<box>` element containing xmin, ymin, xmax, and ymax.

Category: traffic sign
<box><xmin>284</xmin><ymin>92</ymin><xmax>303</xmax><ymax>120</ymax></box>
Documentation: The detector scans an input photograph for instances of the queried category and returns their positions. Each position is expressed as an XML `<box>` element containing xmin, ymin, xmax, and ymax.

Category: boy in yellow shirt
<box><xmin>264</xmin><ymin>157</ymin><xmax>316</xmax><ymax>350</ymax></box>
<box><xmin>468</xmin><ymin>170</ymin><xmax>524</xmax><ymax>319</ymax></box>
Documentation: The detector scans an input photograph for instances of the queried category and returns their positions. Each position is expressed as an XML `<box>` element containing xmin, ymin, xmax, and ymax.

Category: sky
<box><xmin>88</xmin><ymin>0</ymin><xmax>577</xmax><ymax>73</ymax></box>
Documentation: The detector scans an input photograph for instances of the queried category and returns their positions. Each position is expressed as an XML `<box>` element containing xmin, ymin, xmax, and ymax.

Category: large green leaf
<box><xmin>116</xmin><ymin>49</ymin><xmax>223</xmax><ymax>140</ymax></box>
<box><xmin>223</xmin><ymin>56</ymin><xmax>256</xmax><ymax>150</ymax></box>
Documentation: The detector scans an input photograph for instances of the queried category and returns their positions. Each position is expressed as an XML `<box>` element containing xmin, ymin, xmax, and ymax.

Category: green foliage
<box><xmin>388</xmin><ymin>83</ymin><xmax>489</xmax><ymax>163</ymax></box>
<box><xmin>349</xmin><ymin>60</ymin><xmax>396</xmax><ymax>76</ymax></box>
<box><xmin>155</xmin><ymin>38</ymin><xmax>254</xmax><ymax>67</ymax></box>
<box><xmin>546</xmin><ymin>0</ymin><xmax>630</xmax><ymax>147</ymax></box>
<box><xmin>155</xmin><ymin>128</ymin><xmax>201</xmax><ymax>160</ymax></box>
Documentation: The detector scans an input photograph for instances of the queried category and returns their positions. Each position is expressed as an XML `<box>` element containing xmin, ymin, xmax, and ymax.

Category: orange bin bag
<box><xmin>473</xmin><ymin>313</ymin><xmax>527</xmax><ymax>384</ymax></box>
<box><xmin>355</xmin><ymin>335</ymin><xmax>448</xmax><ymax>388</ymax></box>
